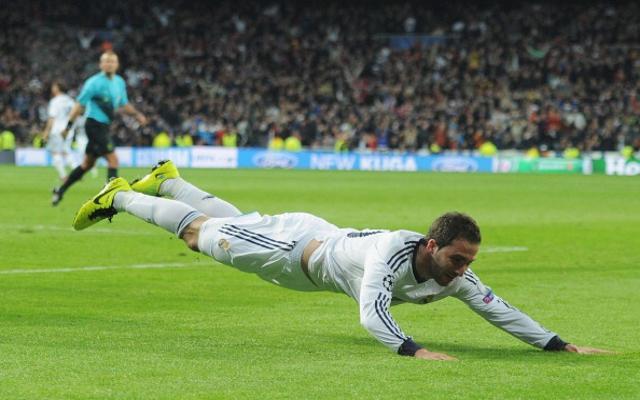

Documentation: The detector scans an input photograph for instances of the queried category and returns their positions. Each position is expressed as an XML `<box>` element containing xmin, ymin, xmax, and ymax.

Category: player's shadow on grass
<box><xmin>318</xmin><ymin>333</ymin><xmax>611</xmax><ymax>362</ymax></box>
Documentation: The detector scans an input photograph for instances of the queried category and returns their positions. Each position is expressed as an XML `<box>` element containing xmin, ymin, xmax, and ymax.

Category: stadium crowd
<box><xmin>1</xmin><ymin>1</ymin><xmax>640</xmax><ymax>153</ymax></box>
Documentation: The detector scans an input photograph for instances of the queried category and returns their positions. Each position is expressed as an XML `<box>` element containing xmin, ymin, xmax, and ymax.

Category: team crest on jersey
<box><xmin>482</xmin><ymin>289</ymin><xmax>494</xmax><ymax>304</ymax></box>
<box><xmin>218</xmin><ymin>239</ymin><xmax>230</xmax><ymax>251</ymax></box>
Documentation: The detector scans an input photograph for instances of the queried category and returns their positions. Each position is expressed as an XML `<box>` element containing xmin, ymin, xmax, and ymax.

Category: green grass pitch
<box><xmin>0</xmin><ymin>165</ymin><xmax>638</xmax><ymax>399</ymax></box>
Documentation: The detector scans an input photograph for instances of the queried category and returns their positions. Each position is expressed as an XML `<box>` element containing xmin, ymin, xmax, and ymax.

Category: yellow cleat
<box><xmin>130</xmin><ymin>160</ymin><xmax>180</xmax><ymax>196</ymax></box>
<box><xmin>72</xmin><ymin>177</ymin><xmax>131</xmax><ymax>231</ymax></box>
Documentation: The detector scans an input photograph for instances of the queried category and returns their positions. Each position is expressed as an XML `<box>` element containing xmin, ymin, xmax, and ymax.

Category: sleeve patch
<box><xmin>382</xmin><ymin>274</ymin><xmax>394</xmax><ymax>292</ymax></box>
<box><xmin>482</xmin><ymin>289</ymin><xmax>495</xmax><ymax>304</ymax></box>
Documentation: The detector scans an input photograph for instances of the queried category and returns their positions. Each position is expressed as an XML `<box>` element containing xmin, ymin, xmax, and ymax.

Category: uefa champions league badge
<box><xmin>482</xmin><ymin>289</ymin><xmax>495</xmax><ymax>304</ymax></box>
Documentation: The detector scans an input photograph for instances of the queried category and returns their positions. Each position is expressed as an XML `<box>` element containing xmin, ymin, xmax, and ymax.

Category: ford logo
<box><xmin>432</xmin><ymin>157</ymin><xmax>478</xmax><ymax>172</ymax></box>
<box><xmin>253</xmin><ymin>152</ymin><xmax>298</xmax><ymax>168</ymax></box>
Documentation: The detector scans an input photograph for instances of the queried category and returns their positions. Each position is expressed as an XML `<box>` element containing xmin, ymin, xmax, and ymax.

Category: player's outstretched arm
<box><xmin>414</xmin><ymin>348</ymin><xmax>458</xmax><ymax>361</ymax></box>
<box><xmin>453</xmin><ymin>271</ymin><xmax>614</xmax><ymax>355</ymax></box>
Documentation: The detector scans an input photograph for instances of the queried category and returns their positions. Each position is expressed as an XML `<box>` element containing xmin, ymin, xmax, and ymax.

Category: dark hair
<box><xmin>427</xmin><ymin>212</ymin><xmax>481</xmax><ymax>247</ymax></box>
<box><xmin>52</xmin><ymin>80</ymin><xmax>66</xmax><ymax>93</ymax></box>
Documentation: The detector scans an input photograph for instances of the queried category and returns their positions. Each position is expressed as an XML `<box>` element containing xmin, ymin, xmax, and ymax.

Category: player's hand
<box><xmin>564</xmin><ymin>344</ymin><xmax>613</xmax><ymax>354</ymax></box>
<box><xmin>414</xmin><ymin>348</ymin><xmax>458</xmax><ymax>361</ymax></box>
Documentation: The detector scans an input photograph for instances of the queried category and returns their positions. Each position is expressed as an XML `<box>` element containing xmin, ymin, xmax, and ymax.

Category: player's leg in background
<box><xmin>52</xmin><ymin>153</ymin><xmax>98</xmax><ymax>205</ymax></box>
<box><xmin>74</xmin><ymin>125</ymin><xmax>98</xmax><ymax>177</ymax></box>
<box><xmin>47</xmin><ymin>135</ymin><xmax>67</xmax><ymax>180</ymax></box>
<box><xmin>62</xmin><ymin>133</ymin><xmax>79</xmax><ymax>174</ymax></box>
<box><xmin>51</xmin><ymin>151</ymin><xmax>67</xmax><ymax>180</ymax></box>
<box><xmin>132</xmin><ymin>160</ymin><xmax>242</xmax><ymax>218</ymax></box>
<box><xmin>105</xmin><ymin>151</ymin><xmax>119</xmax><ymax>181</ymax></box>
<box><xmin>62</xmin><ymin>151</ymin><xmax>75</xmax><ymax>173</ymax></box>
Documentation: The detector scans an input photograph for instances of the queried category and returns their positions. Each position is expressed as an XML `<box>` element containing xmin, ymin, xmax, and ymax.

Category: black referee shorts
<box><xmin>84</xmin><ymin>118</ymin><xmax>114</xmax><ymax>157</ymax></box>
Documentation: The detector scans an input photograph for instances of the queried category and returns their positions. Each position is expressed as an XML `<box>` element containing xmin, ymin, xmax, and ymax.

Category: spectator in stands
<box><xmin>1</xmin><ymin>1</ymin><xmax>639</xmax><ymax>155</ymax></box>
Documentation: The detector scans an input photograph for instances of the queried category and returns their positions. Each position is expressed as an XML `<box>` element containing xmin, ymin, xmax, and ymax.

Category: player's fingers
<box><xmin>581</xmin><ymin>347</ymin><xmax>614</xmax><ymax>354</ymax></box>
<box><xmin>564</xmin><ymin>344</ymin><xmax>579</xmax><ymax>353</ymax></box>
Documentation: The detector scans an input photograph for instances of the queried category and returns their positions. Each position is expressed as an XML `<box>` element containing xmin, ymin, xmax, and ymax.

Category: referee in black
<box><xmin>53</xmin><ymin>51</ymin><xmax>147</xmax><ymax>206</ymax></box>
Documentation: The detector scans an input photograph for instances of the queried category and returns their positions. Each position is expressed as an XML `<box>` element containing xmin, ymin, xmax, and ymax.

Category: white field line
<box><xmin>0</xmin><ymin>262</ymin><xmax>202</xmax><ymax>275</ymax></box>
<box><xmin>5</xmin><ymin>225</ymin><xmax>535</xmax><ymax>250</ymax></box>
<box><xmin>483</xmin><ymin>246</ymin><xmax>528</xmax><ymax>253</ymax></box>
<box><xmin>4</xmin><ymin>224</ymin><xmax>154</xmax><ymax>235</ymax></box>
<box><xmin>1</xmin><ymin>247</ymin><xmax>527</xmax><ymax>276</ymax></box>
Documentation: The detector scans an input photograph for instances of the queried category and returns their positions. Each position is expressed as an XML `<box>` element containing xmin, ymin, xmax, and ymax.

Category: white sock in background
<box><xmin>113</xmin><ymin>191</ymin><xmax>203</xmax><ymax>236</ymax></box>
<box><xmin>159</xmin><ymin>178</ymin><xmax>242</xmax><ymax>218</ymax></box>
<box><xmin>63</xmin><ymin>153</ymin><xmax>75</xmax><ymax>170</ymax></box>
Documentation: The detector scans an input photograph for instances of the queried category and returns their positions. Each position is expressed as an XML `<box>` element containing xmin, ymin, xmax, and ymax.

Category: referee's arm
<box><xmin>118</xmin><ymin>79</ymin><xmax>147</xmax><ymax>125</ymax></box>
<box><xmin>121</xmin><ymin>103</ymin><xmax>147</xmax><ymax>126</ymax></box>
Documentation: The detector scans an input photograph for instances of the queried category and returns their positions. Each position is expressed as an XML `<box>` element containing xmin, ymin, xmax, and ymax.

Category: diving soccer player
<box><xmin>72</xmin><ymin>161</ymin><xmax>609</xmax><ymax>360</ymax></box>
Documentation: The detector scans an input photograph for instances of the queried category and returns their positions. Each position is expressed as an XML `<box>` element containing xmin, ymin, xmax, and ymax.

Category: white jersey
<box><xmin>308</xmin><ymin>230</ymin><xmax>557</xmax><ymax>353</ymax></box>
<box><xmin>198</xmin><ymin>212</ymin><xmax>558</xmax><ymax>354</ymax></box>
<box><xmin>48</xmin><ymin>94</ymin><xmax>75</xmax><ymax>136</ymax></box>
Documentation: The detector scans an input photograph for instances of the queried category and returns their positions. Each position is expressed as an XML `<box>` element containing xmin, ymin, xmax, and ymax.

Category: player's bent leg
<box><xmin>132</xmin><ymin>160</ymin><xmax>242</xmax><ymax>218</ymax></box>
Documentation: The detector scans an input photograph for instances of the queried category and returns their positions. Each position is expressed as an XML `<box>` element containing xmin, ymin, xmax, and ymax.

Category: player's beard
<box><xmin>426</xmin><ymin>253</ymin><xmax>456</xmax><ymax>286</ymax></box>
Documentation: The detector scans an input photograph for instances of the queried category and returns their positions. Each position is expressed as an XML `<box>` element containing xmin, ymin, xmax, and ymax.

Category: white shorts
<box><xmin>198</xmin><ymin>212</ymin><xmax>340</xmax><ymax>291</ymax></box>
<box><xmin>47</xmin><ymin>131</ymin><xmax>73</xmax><ymax>153</ymax></box>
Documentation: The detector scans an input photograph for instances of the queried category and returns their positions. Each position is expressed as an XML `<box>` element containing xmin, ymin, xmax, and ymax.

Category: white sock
<box><xmin>159</xmin><ymin>178</ymin><xmax>242</xmax><ymax>218</ymax></box>
<box><xmin>52</xmin><ymin>154</ymin><xmax>66</xmax><ymax>179</ymax></box>
<box><xmin>113</xmin><ymin>191</ymin><xmax>203</xmax><ymax>236</ymax></box>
